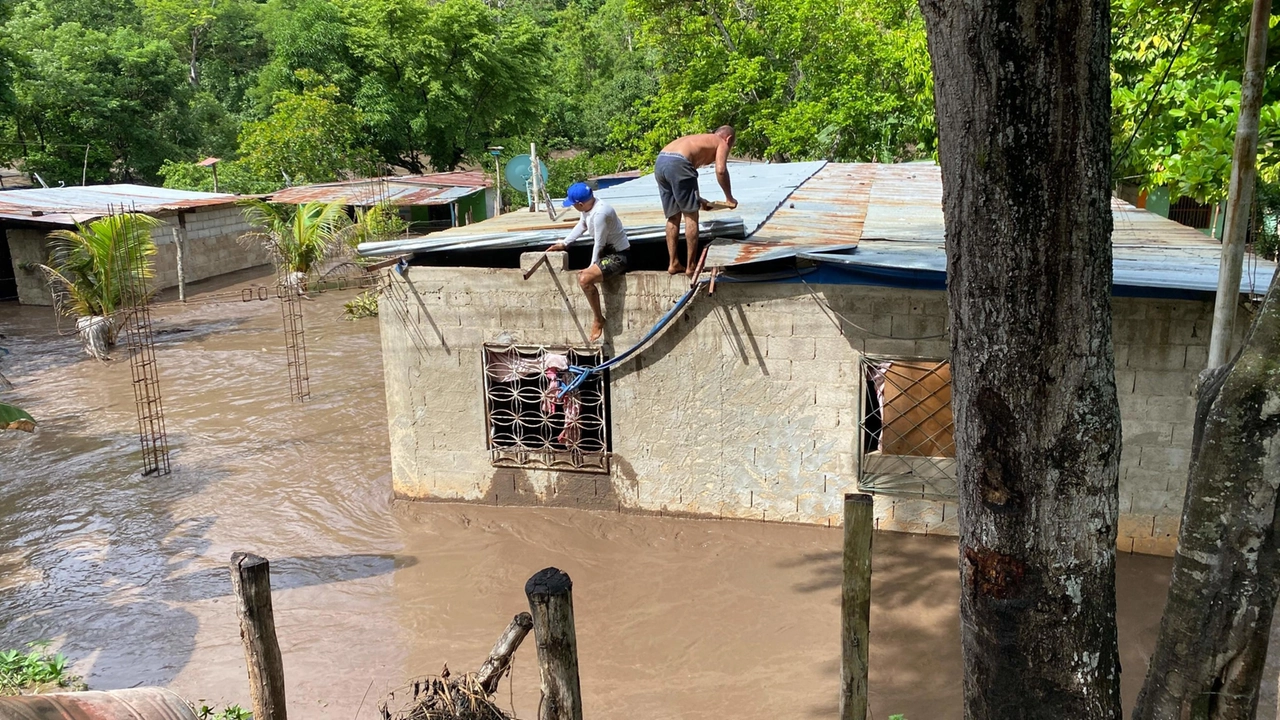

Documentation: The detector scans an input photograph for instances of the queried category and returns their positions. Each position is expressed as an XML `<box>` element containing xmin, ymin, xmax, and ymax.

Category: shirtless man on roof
<box><xmin>654</xmin><ymin>126</ymin><xmax>738</xmax><ymax>277</ymax></box>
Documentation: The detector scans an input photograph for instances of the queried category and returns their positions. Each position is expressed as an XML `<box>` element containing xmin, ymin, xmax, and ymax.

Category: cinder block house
<box><xmin>364</xmin><ymin>161</ymin><xmax>1275</xmax><ymax>556</ymax></box>
<box><xmin>1</xmin><ymin>184</ymin><xmax>269</xmax><ymax>304</ymax></box>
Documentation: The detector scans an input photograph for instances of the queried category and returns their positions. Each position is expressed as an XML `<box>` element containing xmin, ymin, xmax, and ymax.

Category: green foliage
<box><xmin>0</xmin><ymin>402</ymin><xmax>36</xmax><ymax>432</ymax></box>
<box><xmin>351</xmin><ymin>203</ymin><xmax>409</xmax><ymax>249</ymax></box>
<box><xmin>888</xmin><ymin>715</ymin><xmax>906</xmax><ymax>720</ymax></box>
<box><xmin>38</xmin><ymin>213</ymin><xmax>162</xmax><ymax>320</ymax></box>
<box><xmin>343</xmin><ymin>289</ymin><xmax>380</xmax><ymax>319</ymax></box>
<box><xmin>340</xmin><ymin>0</ymin><xmax>549</xmax><ymax>172</ymax></box>
<box><xmin>546</xmin><ymin>151</ymin><xmax>634</xmax><ymax>196</ymax></box>
<box><xmin>196</xmin><ymin>704</ymin><xmax>252</xmax><ymax>720</ymax></box>
<box><xmin>0</xmin><ymin>3</ymin><xmax>197</xmax><ymax>184</ymax></box>
<box><xmin>1112</xmin><ymin>0</ymin><xmax>1280</xmax><ymax>201</ymax></box>
<box><xmin>617</xmin><ymin>0</ymin><xmax>934</xmax><ymax>162</ymax></box>
<box><xmin>240</xmin><ymin>200</ymin><xmax>354</xmax><ymax>276</ymax></box>
<box><xmin>238</xmin><ymin>76</ymin><xmax>376</xmax><ymax>186</ymax></box>
<box><xmin>0</xmin><ymin>642</ymin><xmax>85</xmax><ymax>694</ymax></box>
<box><xmin>158</xmin><ymin>158</ymin><xmax>282</xmax><ymax>195</ymax></box>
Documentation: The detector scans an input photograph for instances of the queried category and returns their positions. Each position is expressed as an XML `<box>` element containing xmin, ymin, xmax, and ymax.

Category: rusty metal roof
<box><xmin>266</xmin><ymin>179</ymin><xmax>480</xmax><ymax>206</ymax></box>
<box><xmin>397</xmin><ymin>170</ymin><xmax>492</xmax><ymax>188</ymax></box>
<box><xmin>0</xmin><ymin>184</ymin><xmax>241</xmax><ymax>226</ymax></box>
<box><xmin>357</xmin><ymin>158</ymin><xmax>1279</xmax><ymax>296</ymax></box>
<box><xmin>705</xmin><ymin>162</ymin><xmax>874</xmax><ymax>266</ymax></box>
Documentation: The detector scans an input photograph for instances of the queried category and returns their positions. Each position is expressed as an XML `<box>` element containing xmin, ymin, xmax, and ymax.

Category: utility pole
<box><xmin>1207</xmin><ymin>0</ymin><xmax>1270</xmax><ymax>368</ymax></box>
<box><xmin>488</xmin><ymin>146</ymin><xmax>504</xmax><ymax>218</ymax></box>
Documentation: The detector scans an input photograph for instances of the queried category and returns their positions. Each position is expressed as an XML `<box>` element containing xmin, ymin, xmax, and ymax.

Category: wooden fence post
<box><xmin>841</xmin><ymin>493</ymin><xmax>873</xmax><ymax>720</ymax></box>
<box><xmin>525</xmin><ymin>567</ymin><xmax>583</xmax><ymax>720</ymax></box>
<box><xmin>172</xmin><ymin>226</ymin><xmax>186</xmax><ymax>303</ymax></box>
<box><xmin>230</xmin><ymin>552</ymin><xmax>287</xmax><ymax>720</ymax></box>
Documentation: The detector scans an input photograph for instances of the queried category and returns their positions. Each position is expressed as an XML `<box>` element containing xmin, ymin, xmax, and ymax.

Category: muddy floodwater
<box><xmin>0</xmin><ymin>267</ymin><xmax>1269</xmax><ymax>719</ymax></box>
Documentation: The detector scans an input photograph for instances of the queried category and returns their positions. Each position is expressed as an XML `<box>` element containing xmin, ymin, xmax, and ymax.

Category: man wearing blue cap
<box><xmin>548</xmin><ymin>182</ymin><xmax>631</xmax><ymax>342</ymax></box>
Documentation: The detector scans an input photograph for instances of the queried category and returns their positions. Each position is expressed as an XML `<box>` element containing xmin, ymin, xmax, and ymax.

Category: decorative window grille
<box><xmin>857</xmin><ymin>355</ymin><xmax>958</xmax><ymax>499</ymax></box>
<box><xmin>482</xmin><ymin>344</ymin><xmax>611</xmax><ymax>474</ymax></box>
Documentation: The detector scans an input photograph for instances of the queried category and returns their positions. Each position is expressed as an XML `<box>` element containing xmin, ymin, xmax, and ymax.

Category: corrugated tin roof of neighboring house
<box><xmin>0</xmin><ymin>184</ymin><xmax>241</xmax><ymax>225</ymax></box>
<box><xmin>265</xmin><ymin>179</ymin><xmax>481</xmax><ymax>206</ymax></box>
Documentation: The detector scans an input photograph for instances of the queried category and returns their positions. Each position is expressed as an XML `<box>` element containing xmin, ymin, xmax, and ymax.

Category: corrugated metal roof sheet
<box><xmin>358</xmin><ymin>161</ymin><xmax>825</xmax><ymax>257</ymax></box>
<box><xmin>398</xmin><ymin>170</ymin><xmax>492</xmax><ymax>188</ymax></box>
<box><xmin>0</xmin><ymin>184</ymin><xmax>240</xmax><ymax>224</ymax></box>
<box><xmin>266</xmin><ymin>180</ymin><xmax>480</xmax><ymax>206</ymax></box>
<box><xmin>358</xmin><ymin>158</ymin><xmax>1279</xmax><ymax>296</ymax></box>
<box><xmin>705</xmin><ymin>162</ymin><xmax>873</xmax><ymax>266</ymax></box>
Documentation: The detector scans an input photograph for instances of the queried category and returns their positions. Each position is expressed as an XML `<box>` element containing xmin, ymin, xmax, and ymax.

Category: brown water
<box><xmin>0</xmin><ymin>268</ymin><xmax>1261</xmax><ymax>719</ymax></box>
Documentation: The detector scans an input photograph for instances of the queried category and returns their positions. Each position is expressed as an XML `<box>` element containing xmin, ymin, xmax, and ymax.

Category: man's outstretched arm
<box><xmin>715</xmin><ymin>140</ymin><xmax>736</xmax><ymax>207</ymax></box>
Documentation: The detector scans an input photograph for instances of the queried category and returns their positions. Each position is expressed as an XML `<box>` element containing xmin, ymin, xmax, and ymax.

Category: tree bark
<box><xmin>1132</xmin><ymin>266</ymin><xmax>1280</xmax><ymax>719</ymax></box>
<box><xmin>917</xmin><ymin>1</ymin><xmax>1120</xmax><ymax>717</ymax></box>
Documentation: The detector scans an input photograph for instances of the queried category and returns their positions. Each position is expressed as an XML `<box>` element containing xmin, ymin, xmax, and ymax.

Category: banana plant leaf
<box><xmin>0</xmin><ymin>403</ymin><xmax>35</xmax><ymax>432</ymax></box>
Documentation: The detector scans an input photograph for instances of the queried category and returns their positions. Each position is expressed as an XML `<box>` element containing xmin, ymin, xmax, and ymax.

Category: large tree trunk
<box><xmin>917</xmin><ymin>1</ymin><xmax>1121</xmax><ymax>717</ymax></box>
<box><xmin>1132</xmin><ymin>267</ymin><xmax>1280</xmax><ymax>719</ymax></box>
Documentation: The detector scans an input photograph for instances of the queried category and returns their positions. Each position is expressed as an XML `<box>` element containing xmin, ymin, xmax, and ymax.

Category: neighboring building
<box><xmin>1</xmin><ymin>185</ymin><xmax>269</xmax><ymax>305</ymax></box>
<box><xmin>1116</xmin><ymin>184</ymin><xmax>1229</xmax><ymax>239</ymax></box>
<box><xmin>266</xmin><ymin>171</ymin><xmax>493</xmax><ymax>234</ymax></box>
<box><xmin>367</xmin><ymin>161</ymin><xmax>1275</xmax><ymax>557</ymax></box>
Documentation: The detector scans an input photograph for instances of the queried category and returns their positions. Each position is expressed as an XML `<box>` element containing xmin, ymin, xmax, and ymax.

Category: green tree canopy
<box><xmin>1112</xmin><ymin>0</ymin><xmax>1280</xmax><ymax>202</ymax></box>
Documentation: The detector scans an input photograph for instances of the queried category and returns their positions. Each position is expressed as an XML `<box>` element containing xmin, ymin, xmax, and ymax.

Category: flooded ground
<box><xmin>0</xmin><ymin>267</ymin><xmax>1269</xmax><ymax>718</ymax></box>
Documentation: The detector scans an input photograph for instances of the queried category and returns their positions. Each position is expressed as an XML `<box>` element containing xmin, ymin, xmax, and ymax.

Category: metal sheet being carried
<box><xmin>356</xmin><ymin>160</ymin><xmax>825</xmax><ymax>257</ymax></box>
<box><xmin>705</xmin><ymin>162</ymin><xmax>874</xmax><ymax>267</ymax></box>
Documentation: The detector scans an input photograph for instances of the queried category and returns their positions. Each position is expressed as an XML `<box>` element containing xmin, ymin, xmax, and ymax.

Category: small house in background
<box><xmin>265</xmin><ymin>171</ymin><xmax>494</xmax><ymax>234</ymax></box>
<box><xmin>0</xmin><ymin>184</ymin><xmax>268</xmax><ymax>305</ymax></box>
<box><xmin>365</xmin><ymin>160</ymin><xmax>1278</xmax><ymax>558</ymax></box>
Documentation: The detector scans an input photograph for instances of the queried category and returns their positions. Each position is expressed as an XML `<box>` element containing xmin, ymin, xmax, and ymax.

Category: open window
<box><xmin>482</xmin><ymin>344</ymin><xmax>611</xmax><ymax>473</ymax></box>
<box><xmin>857</xmin><ymin>355</ymin><xmax>958</xmax><ymax>499</ymax></box>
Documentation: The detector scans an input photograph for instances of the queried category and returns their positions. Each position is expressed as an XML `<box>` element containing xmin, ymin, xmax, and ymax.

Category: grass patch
<box><xmin>196</xmin><ymin>703</ymin><xmax>252</xmax><ymax>719</ymax></box>
<box><xmin>0</xmin><ymin>642</ymin><xmax>86</xmax><ymax>695</ymax></box>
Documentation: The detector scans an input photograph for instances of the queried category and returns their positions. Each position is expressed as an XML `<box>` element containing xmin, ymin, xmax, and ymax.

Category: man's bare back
<box><xmin>662</xmin><ymin>133</ymin><xmax>727</xmax><ymax>167</ymax></box>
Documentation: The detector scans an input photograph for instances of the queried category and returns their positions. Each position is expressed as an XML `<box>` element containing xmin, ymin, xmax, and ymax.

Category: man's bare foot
<box><xmin>589</xmin><ymin>320</ymin><xmax>604</xmax><ymax>342</ymax></box>
<box><xmin>667</xmin><ymin>263</ymin><xmax>686</xmax><ymax>275</ymax></box>
<box><xmin>685</xmin><ymin>267</ymin><xmax>697</xmax><ymax>279</ymax></box>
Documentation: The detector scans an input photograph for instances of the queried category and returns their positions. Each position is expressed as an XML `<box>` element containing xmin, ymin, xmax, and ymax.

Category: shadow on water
<box><xmin>166</xmin><ymin>554</ymin><xmax>417</xmax><ymax>604</ymax></box>
<box><xmin>0</xmin><ymin>423</ymin><xmax>217</xmax><ymax>689</ymax></box>
<box><xmin>782</xmin><ymin>531</ymin><xmax>962</xmax><ymax>720</ymax></box>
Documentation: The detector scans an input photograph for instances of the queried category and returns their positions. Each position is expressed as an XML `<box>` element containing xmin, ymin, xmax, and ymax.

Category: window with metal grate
<box><xmin>481</xmin><ymin>344</ymin><xmax>611</xmax><ymax>474</ymax></box>
<box><xmin>857</xmin><ymin>355</ymin><xmax>957</xmax><ymax>500</ymax></box>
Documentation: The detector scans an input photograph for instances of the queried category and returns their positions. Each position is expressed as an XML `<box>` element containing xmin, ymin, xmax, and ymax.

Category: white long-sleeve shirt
<box><xmin>561</xmin><ymin>199</ymin><xmax>630</xmax><ymax>266</ymax></box>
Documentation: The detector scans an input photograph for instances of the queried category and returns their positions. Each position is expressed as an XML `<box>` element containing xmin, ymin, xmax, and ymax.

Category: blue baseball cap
<box><xmin>563</xmin><ymin>182</ymin><xmax>593</xmax><ymax>207</ymax></box>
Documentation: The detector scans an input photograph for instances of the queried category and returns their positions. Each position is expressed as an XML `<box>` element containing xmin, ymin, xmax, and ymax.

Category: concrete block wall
<box><xmin>379</xmin><ymin>258</ymin><xmax>1236</xmax><ymax>556</ymax></box>
<box><xmin>5</xmin><ymin>205</ymin><xmax>269</xmax><ymax>306</ymax></box>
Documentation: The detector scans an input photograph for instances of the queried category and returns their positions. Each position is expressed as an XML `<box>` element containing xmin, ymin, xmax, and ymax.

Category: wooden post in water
<box><xmin>230</xmin><ymin>552</ymin><xmax>287</xmax><ymax>720</ymax></box>
<box><xmin>525</xmin><ymin>567</ymin><xmax>583</xmax><ymax>720</ymax></box>
<box><xmin>172</xmin><ymin>226</ymin><xmax>186</xmax><ymax>303</ymax></box>
<box><xmin>840</xmin><ymin>493</ymin><xmax>873</xmax><ymax>720</ymax></box>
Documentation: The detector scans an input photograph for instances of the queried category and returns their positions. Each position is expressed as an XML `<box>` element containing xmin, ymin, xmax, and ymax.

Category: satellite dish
<box><xmin>504</xmin><ymin>154</ymin><xmax>549</xmax><ymax>191</ymax></box>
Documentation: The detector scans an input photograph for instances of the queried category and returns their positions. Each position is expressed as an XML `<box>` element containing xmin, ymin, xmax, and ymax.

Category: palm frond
<box><xmin>41</xmin><ymin>213</ymin><xmax>160</xmax><ymax>319</ymax></box>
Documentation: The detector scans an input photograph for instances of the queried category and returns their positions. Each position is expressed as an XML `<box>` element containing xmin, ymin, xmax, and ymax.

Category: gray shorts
<box><xmin>655</xmin><ymin>152</ymin><xmax>700</xmax><ymax>219</ymax></box>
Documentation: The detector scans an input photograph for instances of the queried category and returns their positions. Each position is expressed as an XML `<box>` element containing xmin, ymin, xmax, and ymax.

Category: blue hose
<box><xmin>557</xmin><ymin>283</ymin><xmax>702</xmax><ymax>397</ymax></box>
